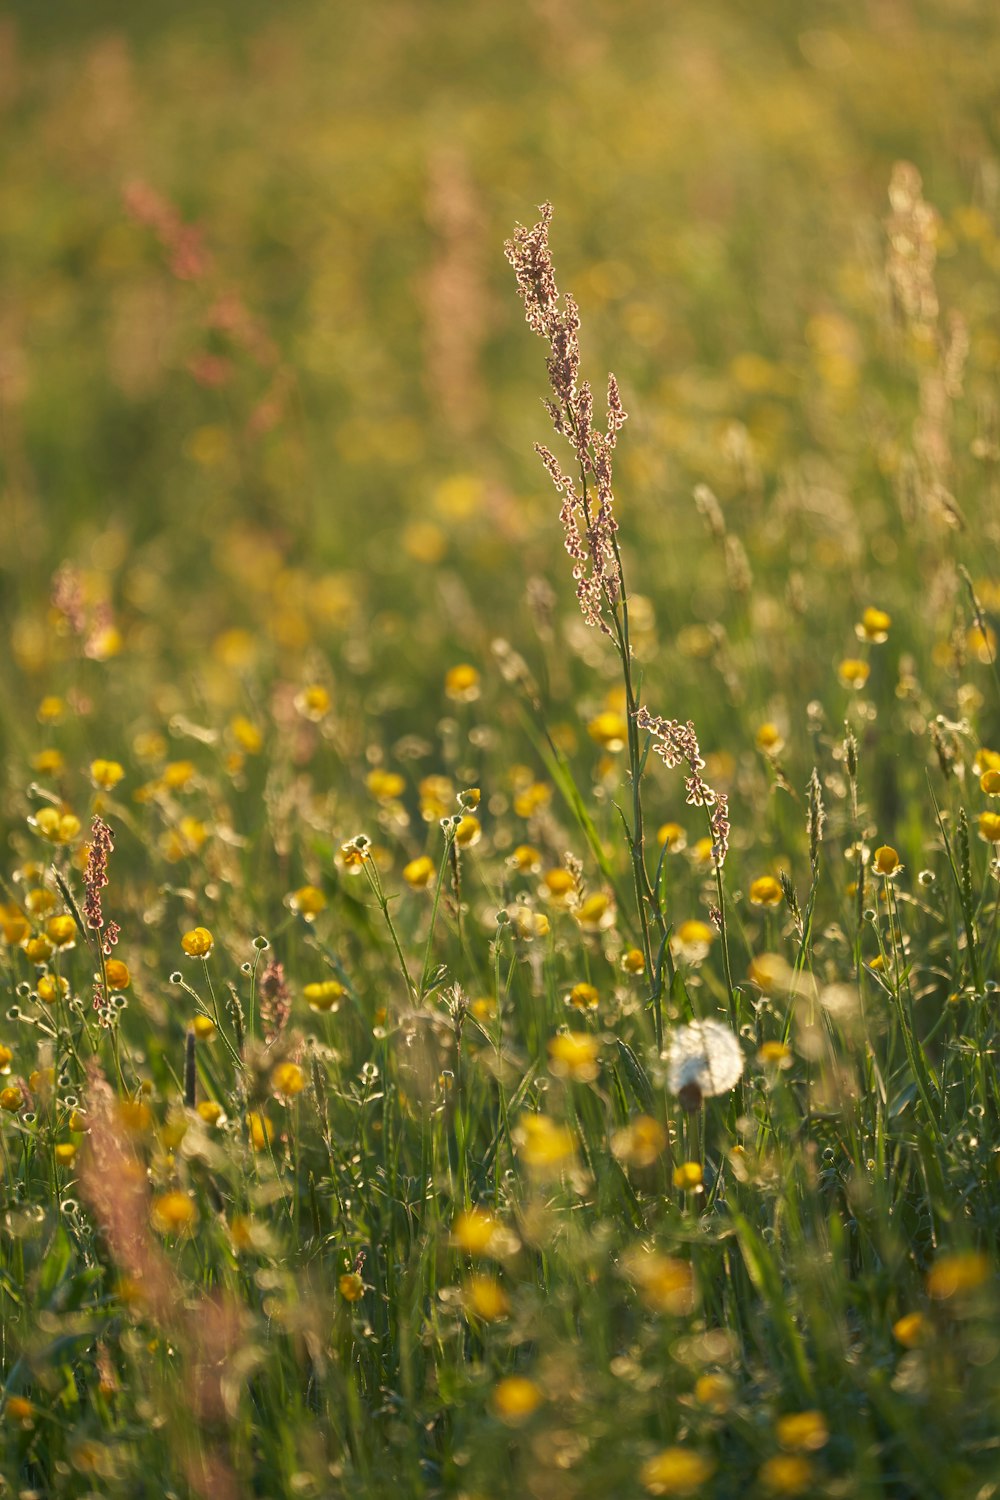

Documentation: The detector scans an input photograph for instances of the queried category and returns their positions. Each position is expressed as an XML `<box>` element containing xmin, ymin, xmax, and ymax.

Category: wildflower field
<box><xmin>3</xmin><ymin>1</ymin><xmax>1000</xmax><ymax>1495</ymax></box>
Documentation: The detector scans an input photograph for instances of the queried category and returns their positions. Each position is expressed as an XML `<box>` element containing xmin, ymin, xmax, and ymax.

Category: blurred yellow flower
<box><xmin>514</xmin><ymin>1113</ymin><xmax>576</xmax><ymax>1174</ymax></box>
<box><xmin>758</xmin><ymin>1455</ymin><xmax>814</xmax><ymax>1495</ymax></box>
<box><xmin>775</xmin><ymin>1410</ymin><xmax>829</xmax><ymax>1452</ymax></box>
<box><xmin>271</xmin><ymin>1061</ymin><xmax>306</xmax><ymax>1098</ymax></box>
<box><xmin>640</xmin><ymin>1447</ymin><xmax>714</xmax><ymax>1496</ymax></box>
<box><xmin>90</xmin><ymin>759</ymin><xmax>125</xmax><ymax>790</ymax></box>
<box><xmin>444</xmin><ymin>663</ymin><xmax>480</xmax><ymax>702</ymax></box>
<box><xmin>926</xmin><ymin>1251</ymin><xmax>991</xmax><ymax>1300</ymax></box>
<box><xmin>547</xmin><ymin>1032</ymin><xmax>601</xmax><ymax>1082</ymax></box>
<box><xmin>858</xmin><ymin>607</ymin><xmax>891</xmax><ymax>643</ymax></box>
<box><xmin>150</xmin><ymin>1192</ymin><xmax>196</xmax><ymax>1234</ymax></box>
<box><xmin>837</xmin><ymin>658</ymin><xmax>870</xmax><ymax>689</ymax></box>
<box><xmin>656</xmin><ymin>821</ymin><xmax>687</xmax><ymax>851</ymax></box>
<box><xmin>304</xmin><ymin>979</ymin><xmax>345</xmax><ymax>1012</ymax></box>
<box><xmin>492</xmin><ymin>1376</ymin><xmax>542</xmax><ymax>1423</ymax></box>
<box><xmin>464</xmin><ymin>1275</ymin><xmax>510</xmax><ymax>1322</ymax></box>
<box><xmin>587</xmin><ymin>710</ymin><xmax>627</xmax><ymax>751</ymax></box>
<box><xmin>755</xmin><ymin>722</ymin><xmax>785</xmax><ymax>755</ymax></box>
<box><xmin>289</xmin><ymin>886</ymin><xmax>326</xmax><ymax>919</ymax></box>
<box><xmin>749</xmin><ymin>875</ymin><xmax>783</xmax><ymax>907</ymax></box>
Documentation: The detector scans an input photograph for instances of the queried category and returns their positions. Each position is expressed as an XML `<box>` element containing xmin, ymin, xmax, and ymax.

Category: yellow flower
<box><xmin>510</xmin><ymin>843</ymin><xmax>542</xmax><ymax>873</ymax></box>
<box><xmin>567</xmin><ymin>981</ymin><xmax>599</xmax><ymax>1011</ymax></box>
<box><xmin>54</xmin><ymin>1142</ymin><xmax>77</xmax><ymax>1166</ymax></box>
<box><xmin>873</xmin><ymin>844</ymin><xmax>901</xmax><ymax>876</ymax></box>
<box><xmin>454</xmin><ymin>815</ymin><xmax>481</xmax><ymax>849</ymax></box>
<box><xmin>758</xmin><ymin>1455</ymin><xmax>814</xmax><ymax>1495</ymax></box>
<box><xmin>776</xmin><ymin>1410</ymin><xmax>829</xmax><ymax>1452</ymax></box>
<box><xmin>90</xmin><ymin>759</ymin><xmax>125</xmax><ymax>791</ymax></box>
<box><xmin>975</xmin><ymin>748</ymin><xmax>1000</xmax><ymax>776</ymax></box>
<box><xmin>672</xmin><ymin>1161</ymin><xmax>703</xmax><ymax>1190</ymax></box>
<box><xmin>339</xmin><ymin>1271</ymin><xmax>365</xmax><ymax>1302</ymax></box>
<box><xmin>451</xmin><ymin>1207</ymin><xmax>502</xmax><ymax>1256</ymax></box>
<box><xmin>37</xmin><ymin>695</ymin><xmax>65</xmax><ymax>723</ymax></box>
<box><xmin>197</xmin><ymin>1100</ymin><xmax>225</xmax><ymax>1127</ymax></box>
<box><xmin>45</xmin><ymin>914</ymin><xmax>77</xmax><ymax>949</ymax></box>
<box><xmin>181</xmin><ymin>926</ymin><xmax>214</xmax><ymax>958</ymax></box>
<box><xmin>32</xmin><ymin>748</ymin><xmax>64</xmax><ymax>775</ymax></box>
<box><xmin>576</xmin><ymin>892</ymin><xmax>614</xmax><ymax>931</ymax></box>
<box><xmin>289</xmin><ymin>885</ymin><xmax>326</xmax><ymax>919</ymax></box>
<box><xmin>464</xmin><ymin>1275</ymin><xmax>510</xmax><ymax>1322</ymax></box>
<box><xmin>587</xmin><ymin>710</ymin><xmax>627</xmax><ymax>751</ymax></box>
<box><xmin>512</xmin><ymin>907</ymin><xmax>550</xmax><ymax>940</ymax></box>
<box><xmin>892</xmin><ymin>1312</ymin><xmax>927</xmax><ymax>1347</ymax></box>
<box><xmin>624</xmin><ymin>1248</ymin><xmax>697</xmax><ymax>1315</ymax></box>
<box><xmin>514</xmin><ymin>1113</ymin><xmax>576</xmax><ymax>1174</ymax></box>
<box><xmin>470</xmin><ymin>996</ymin><xmax>496</xmax><ymax>1022</ymax></box>
<box><xmin>758</xmin><ymin>1041</ymin><xmax>792</xmax><ymax>1069</ymax></box>
<box><xmin>191</xmin><ymin>1014</ymin><xmax>216</xmax><ymax>1039</ymax></box>
<box><xmin>492</xmin><ymin>1376</ymin><xmax>542</xmax><ymax>1424</ymax></box>
<box><xmin>162</xmin><ymin>760</ymin><xmax>196</xmax><ymax>791</ymax></box>
<box><xmin>304</xmin><ymin>979</ymin><xmax>345</xmax><ymax>1013</ymax></box>
<box><xmin>640</xmin><ymin>1447</ymin><xmax>715</xmax><ymax>1496</ymax></box>
<box><xmin>748</xmin><ymin>952</ymin><xmax>793</xmax><ymax>994</ymax></box>
<box><xmin>512</xmin><ymin>780</ymin><xmax>551</xmax><ymax>818</ymax></box>
<box><xmin>23</xmin><ymin>936</ymin><xmax>54</xmax><ymax>964</ymax></box>
<box><xmin>542</xmin><ymin>867</ymin><xmax>576</xmax><ymax>905</ymax></box>
<box><xmin>419</xmin><ymin>774</ymin><xmax>454</xmax><ymax>820</ymax></box>
<box><xmin>1</xmin><ymin>905</ymin><xmax>29</xmax><ymax>945</ymax></box>
<box><xmin>693</xmin><ymin>1372</ymin><xmax>734</xmax><ymax>1410</ymax></box>
<box><xmin>656</xmin><ymin>822</ymin><xmax>687</xmax><ymax>851</ymax></box>
<box><xmin>671</xmin><ymin>921</ymin><xmax>715</xmax><ymax>963</ymax></box>
<box><xmin>366</xmin><ymin>768</ymin><xmax>406</xmax><ymax>801</ymax></box>
<box><xmin>547</xmin><ymin>1032</ymin><xmax>601</xmax><ymax>1082</ymax></box>
<box><xmin>967</xmin><ymin>624</ymin><xmax>997</xmax><ymax>664</ymax></box>
<box><xmin>248</xmin><ymin>1111</ymin><xmax>273</xmax><ymax>1151</ymax></box>
<box><xmin>294</xmin><ymin>684</ymin><xmax>332</xmax><ymax>721</ymax></box>
<box><xmin>978</xmin><ymin>812</ymin><xmax>1000</xmax><ymax>843</ymax></box>
<box><xmin>858</xmin><ymin>606</ymin><xmax>891</xmax><ymax>643</ymax></box>
<box><xmin>926</xmin><ymin>1251</ymin><xmax>991</xmax><ymax>1300</ymax></box>
<box><xmin>689</xmin><ymin>836</ymin><xmax>714</xmax><ymax>866</ymax></box>
<box><xmin>755</xmin><ymin>722</ymin><xmax>785</xmax><ymax>755</ymax></box>
<box><xmin>150</xmin><ymin>1192</ymin><xmax>196</xmax><ymax>1234</ymax></box>
<box><xmin>749</xmin><ymin>875</ymin><xmax>783</xmax><ymax>907</ymax></box>
<box><xmin>271</xmin><ymin>1061</ymin><xmax>306</xmax><ymax>1099</ymax></box>
<box><xmin>37</xmin><ymin>974</ymin><xmax>69</xmax><ymax>1004</ymax></box>
<box><xmin>230</xmin><ymin>716</ymin><xmax>263</xmax><ymax>754</ymax></box>
<box><xmin>981</xmin><ymin>769</ymin><xmax>1000</xmax><ymax>795</ymax></box>
<box><xmin>837</xmin><ymin>658</ymin><xmax>870</xmax><ymax>689</ymax></box>
<box><xmin>611</xmin><ymin>1115</ymin><xmax>667</xmax><ymax>1169</ymax></box>
<box><xmin>444</xmin><ymin>663</ymin><xmax>480</xmax><ymax>702</ymax></box>
<box><xmin>0</xmin><ymin>1045</ymin><xmax>11</xmax><ymax>1074</ymax></box>
<box><xmin>622</xmin><ymin>947</ymin><xmax>646</xmax><ymax>974</ymax></box>
<box><xmin>117</xmin><ymin>1099</ymin><xmax>152</xmax><ymax>1134</ymax></box>
<box><xmin>0</xmin><ymin>1086</ymin><xmax>22</xmax><ymax>1113</ymax></box>
<box><xmin>5</xmin><ymin>1395</ymin><xmax>35</xmax><ymax>1424</ymax></box>
<box><xmin>32</xmin><ymin>806</ymin><xmax>81</xmax><ymax>843</ymax></box>
<box><xmin>104</xmin><ymin>958</ymin><xmax>131</xmax><ymax>990</ymax></box>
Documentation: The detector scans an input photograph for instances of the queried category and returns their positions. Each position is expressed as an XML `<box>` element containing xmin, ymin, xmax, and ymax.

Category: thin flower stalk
<box><xmin>506</xmin><ymin>204</ymin><xmax>668</xmax><ymax>1036</ymax></box>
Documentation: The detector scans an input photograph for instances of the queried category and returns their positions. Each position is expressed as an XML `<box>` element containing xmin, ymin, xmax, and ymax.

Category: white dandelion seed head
<box><xmin>665</xmin><ymin>1020</ymin><xmax>744</xmax><ymax>1101</ymax></box>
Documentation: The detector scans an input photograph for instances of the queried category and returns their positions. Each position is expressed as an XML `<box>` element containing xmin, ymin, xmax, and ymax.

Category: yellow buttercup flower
<box><xmin>181</xmin><ymin>926</ymin><xmax>214</xmax><ymax>958</ymax></box>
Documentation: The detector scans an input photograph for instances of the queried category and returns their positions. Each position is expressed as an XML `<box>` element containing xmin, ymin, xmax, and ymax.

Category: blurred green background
<box><xmin>1</xmin><ymin>0</ymin><xmax>998</xmax><ymax>747</ymax></box>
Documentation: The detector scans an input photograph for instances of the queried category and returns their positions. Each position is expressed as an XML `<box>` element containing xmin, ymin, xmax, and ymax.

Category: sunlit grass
<box><xmin>2</xmin><ymin>3</ymin><xmax>1000</xmax><ymax>1496</ymax></box>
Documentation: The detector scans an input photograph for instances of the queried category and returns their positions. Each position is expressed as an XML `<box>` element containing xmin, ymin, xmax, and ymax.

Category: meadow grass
<box><xmin>2</xmin><ymin>4</ymin><xmax>1000</xmax><ymax>1496</ymax></box>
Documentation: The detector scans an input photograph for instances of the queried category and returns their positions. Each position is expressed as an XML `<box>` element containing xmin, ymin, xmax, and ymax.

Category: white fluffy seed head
<box><xmin>666</xmin><ymin>1020</ymin><xmax>744</xmax><ymax>1102</ymax></box>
